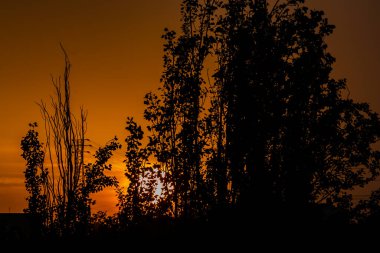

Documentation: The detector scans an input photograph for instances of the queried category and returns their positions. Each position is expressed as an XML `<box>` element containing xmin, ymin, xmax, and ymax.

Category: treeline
<box><xmin>21</xmin><ymin>0</ymin><xmax>380</xmax><ymax>237</ymax></box>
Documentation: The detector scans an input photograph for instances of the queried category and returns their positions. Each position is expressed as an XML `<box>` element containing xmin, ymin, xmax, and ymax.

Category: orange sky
<box><xmin>0</xmin><ymin>0</ymin><xmax>379</xmax><ymax>214</ymax></box>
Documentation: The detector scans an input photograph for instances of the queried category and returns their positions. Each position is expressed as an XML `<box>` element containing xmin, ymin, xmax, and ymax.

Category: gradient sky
<box><xmin>0</xmin><ymin>0</ymin><xmax>379</xmax><ymax>214</ymax></box>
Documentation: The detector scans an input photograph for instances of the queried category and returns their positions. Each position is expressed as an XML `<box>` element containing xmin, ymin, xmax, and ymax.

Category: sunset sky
<box><xmin>0</xmin><ymin>0</ymin><xmax>379</xmax><ymax>214</ymax></box>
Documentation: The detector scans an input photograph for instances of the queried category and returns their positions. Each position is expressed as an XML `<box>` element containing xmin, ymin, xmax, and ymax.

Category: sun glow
<box><xmin>138</xmin><ymin>167</ymin><xmax>172</xmax><ymax>204</ymax></box>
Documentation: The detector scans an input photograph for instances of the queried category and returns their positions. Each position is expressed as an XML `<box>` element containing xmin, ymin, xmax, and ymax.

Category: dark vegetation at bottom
<box><xmin>1</xmin><ymin>205</ymin><xmax>373</xmax><ymax>242</ymax></box>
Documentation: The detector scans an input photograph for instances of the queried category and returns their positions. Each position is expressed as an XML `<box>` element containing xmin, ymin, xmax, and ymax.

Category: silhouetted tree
<box><xmin>119</xmin><ymin>117</ymin><xmax>158</xmax><ymax>223</ymax></box>
<box><xmin>141</xmin><ymin>0</ymin><xmax>219</xmax><ymax>220</ymax></box>
<box><xmin>75</xmin><ymin>137</ymin><xmax>120</xmax><ymax>234</ymax></box>
<box><xmin>210</xmin><ymin>0</ymin><xmax>380</xmax><ymax>223</ymax></box>
<box><xmin>132</xmin><ymin>0</ymin><xmax>380</xmax><ymax>225</ymax></box>
<box><xmin>22</xmin><ymin>47</ymin><xmax>121</xmax><ymax>236</ymax></box>
<box><xmin>37</xmin><ymin>46</ymin><xmax>88</xmax><ymax>234</ymax></box>
<box><xmin>21</xmin><ymin>122</ymin><xmax>49</xmax><ymax>230</ymax></box>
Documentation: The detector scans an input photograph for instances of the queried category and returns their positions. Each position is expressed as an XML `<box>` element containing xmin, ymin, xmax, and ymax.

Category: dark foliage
<box><xmin>21</xmin><ymin>123</ymin><xmax>49</xmax><ymax>230</ymax></box>
<box><xmin>121</xmin><ymin>0</ymin><xmax>380</xmax><ymax>226</ymax></box>
<box><xmin>21</xmin><ymin>49</ymin><xmax>121</xmax><ymax>237</ymax></box>
<box><xmin>21</xmin><ymin>0</ymin><xmax>380</xmax><ymax>240</ymax></box>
